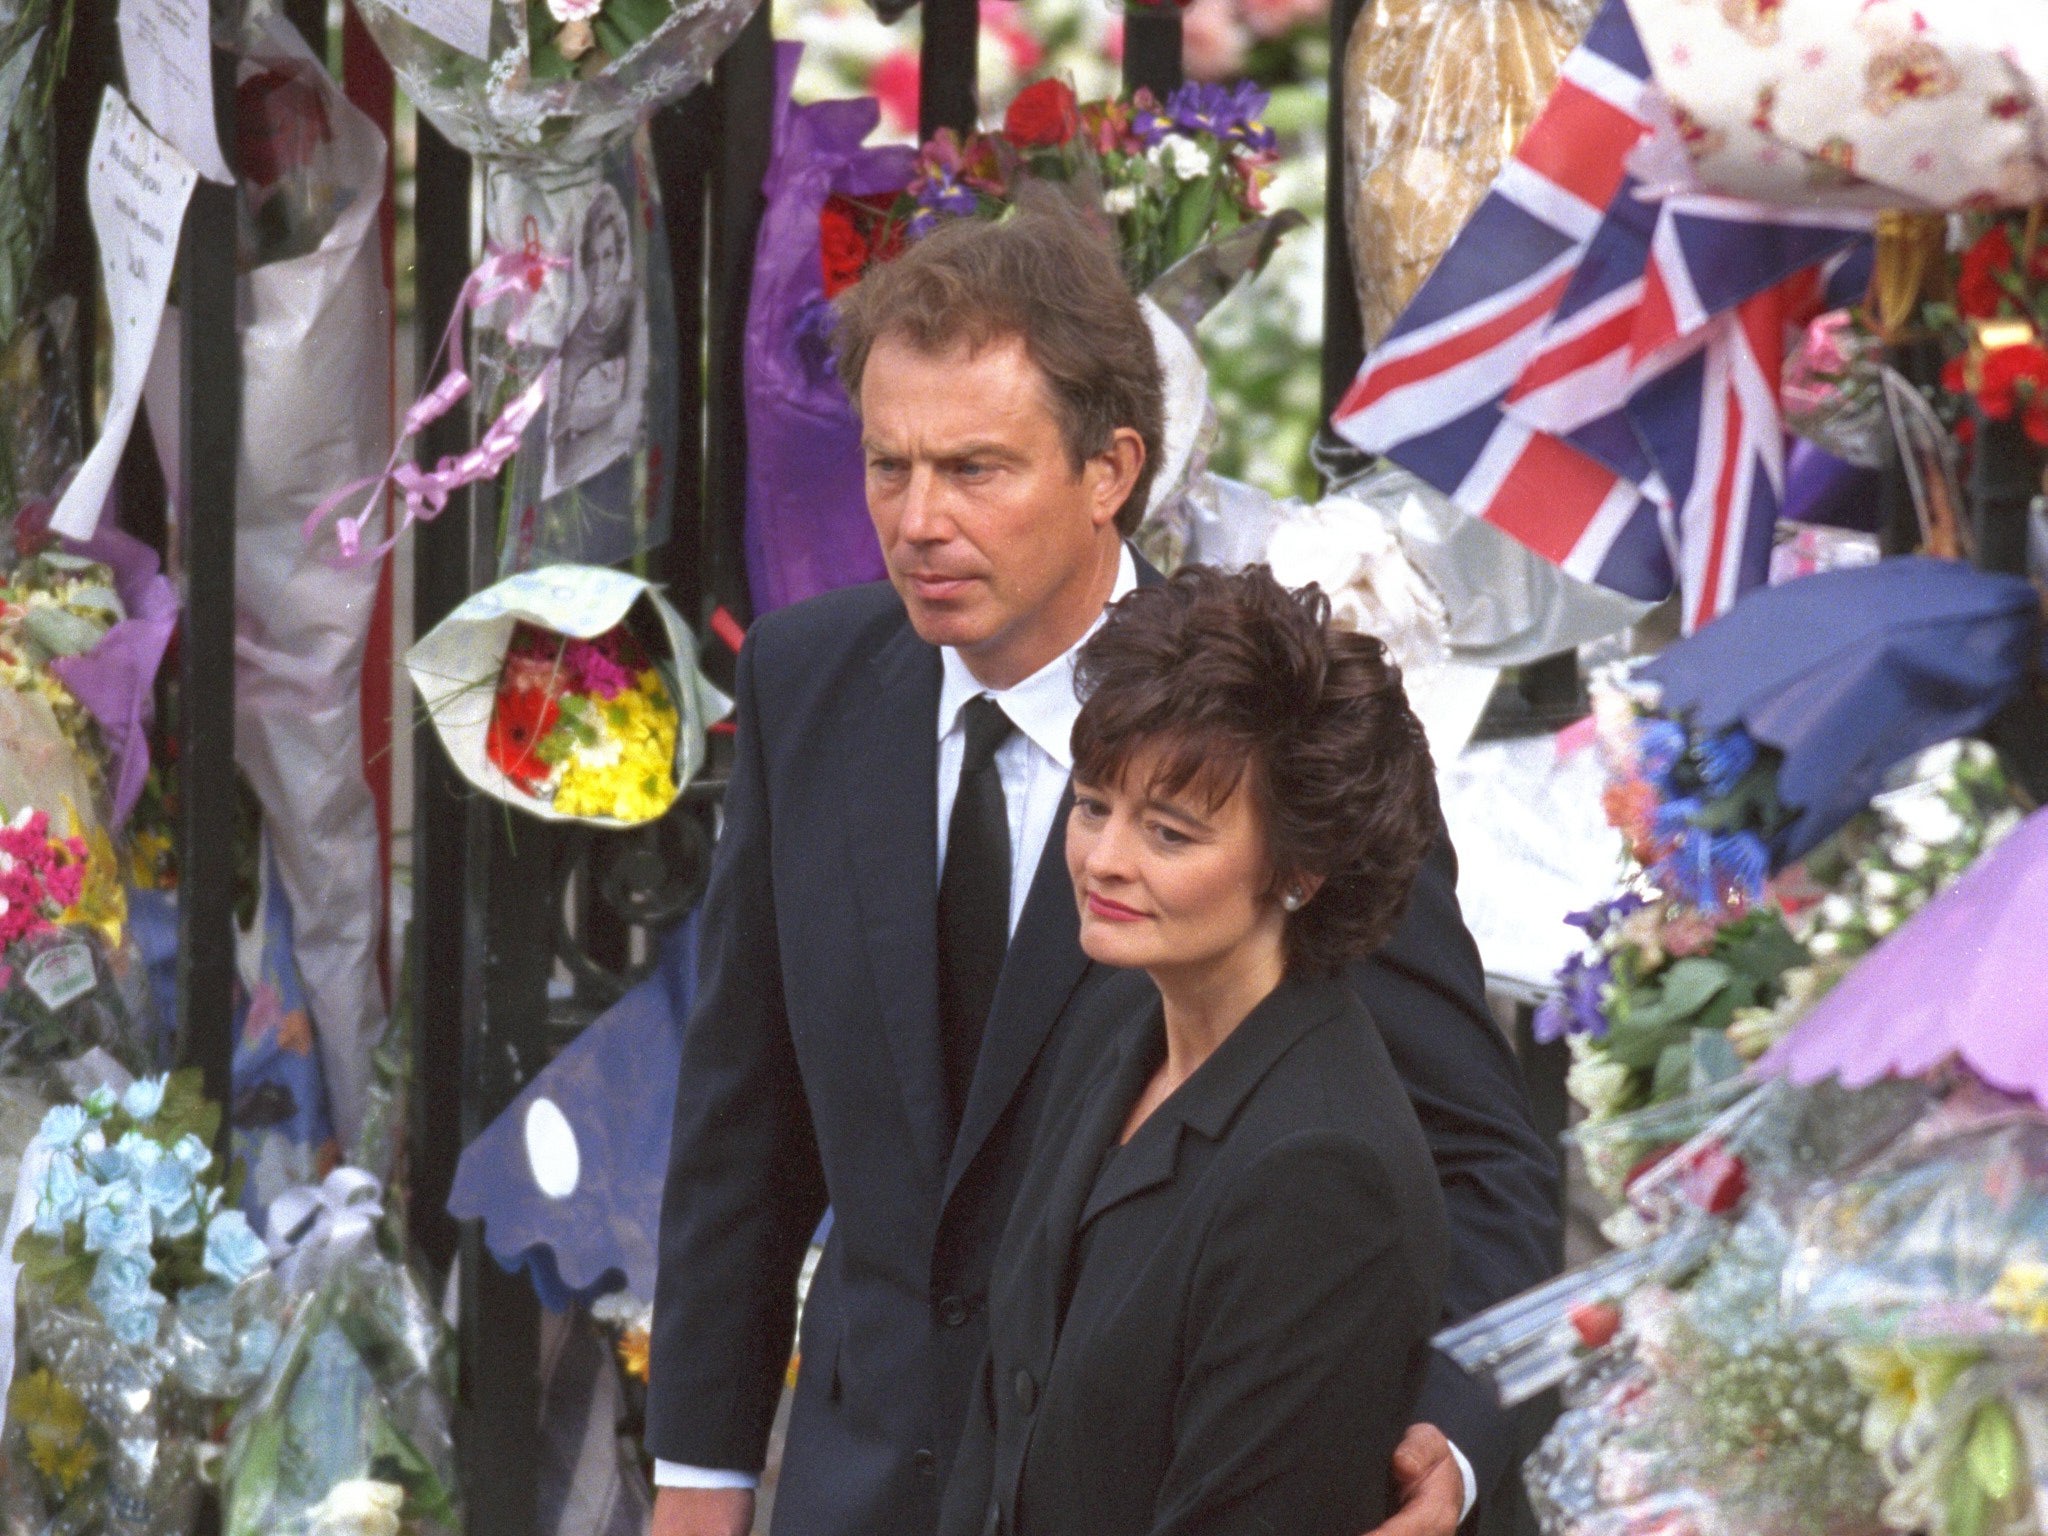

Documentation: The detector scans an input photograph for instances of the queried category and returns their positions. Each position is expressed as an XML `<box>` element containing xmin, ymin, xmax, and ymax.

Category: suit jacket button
<box><xmin>1013</xmin><ymin>1369</ymin><xmax>1036</xmax><ymax>1412</ymax></box>
<box><xmin>939</xmin><ymin>1295</ymin><xmax>970</xmax><ymax>1328</ymax></box>
<box><xmin>914</xmin><ymin>1448</ymin><xmax>938</xmax><ymax>1479</ymax></box>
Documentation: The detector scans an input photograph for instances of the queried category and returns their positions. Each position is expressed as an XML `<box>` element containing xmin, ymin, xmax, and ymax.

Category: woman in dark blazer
<box><xmin>939</xmin><ymin>564</ymin><xmax>1452</xmax><ymax>1536</ymax></box>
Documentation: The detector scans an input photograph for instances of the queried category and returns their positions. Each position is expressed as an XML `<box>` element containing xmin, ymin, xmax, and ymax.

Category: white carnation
<box><xmin>1102</xmin><ymin>185</ymin><xmax>1141</xmax><ymax>216</ymax></box>
<box><xmin>1146</xmin><ymin>135</ymin><xmax>1214</xmax><ymax>183</ymax></box>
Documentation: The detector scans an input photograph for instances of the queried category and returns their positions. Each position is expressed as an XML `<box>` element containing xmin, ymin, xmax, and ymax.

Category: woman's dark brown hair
<box><xmin>1071</xmin><ymin>564</ymin><xmax>1439</xmax><ymax>974</ymax></box>
<box><xmin>831</xmin><ymin>186</ymin><xmax>1164</xmax><ymax>534</ymax></box>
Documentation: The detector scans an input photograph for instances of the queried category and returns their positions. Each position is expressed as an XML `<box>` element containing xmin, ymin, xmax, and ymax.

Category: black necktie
<box><xmin>938</xmin><ymin>695</ymin><xmax>1016</xmax><ymax>1129</ymax></box>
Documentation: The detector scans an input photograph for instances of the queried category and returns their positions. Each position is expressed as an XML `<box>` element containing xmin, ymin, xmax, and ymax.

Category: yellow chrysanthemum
<box><xmin>554</xmin><ymin>670</ymin><xmax>680</xmax><ymax>823</ymax></box>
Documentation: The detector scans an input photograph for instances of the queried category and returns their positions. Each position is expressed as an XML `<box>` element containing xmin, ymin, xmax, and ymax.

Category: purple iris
<box><xmin>1160</xmin><ymin>80</ymin><xmax>1276</xmax><ymax>153</ymax></box>
<box><xmin>1695</xmin><ymin>728</ymin><xmax>1759</xmax><ymax>799</ymax></box>
<box><xmin>1565</xmin><ymin>891</ymin><xmax>1648</xmax><ymax>943</ymax></box>
<box><xmin>1535</xmin><ymin>951</ymin><xmax>1612</xmax><ymax>1043</ymax></box>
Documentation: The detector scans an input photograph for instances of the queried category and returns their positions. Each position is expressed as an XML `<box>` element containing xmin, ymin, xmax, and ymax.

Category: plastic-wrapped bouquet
<box><xmin>5</xmin><ymin>1072</ymin><xmax>278</xmax><ymax>1533</ymax></box>
<box><xmin>486</xmin><ymin>619</ymin><xmax>679</xmax><ymax>823</ymax></box>
<box><xmin>884</xmin><ymin>77</ymin><xmax>1285</xmax><ymax>291</ymax></box>
<box><xmin>406</xmin><ymin>564</ymin><xmax>727</xmax><ymax>829</ymax></box>
<box><xmin>223</xmin><ymin>1172</ymin><xmax>460</xmax><ymax>1536</ymax></box>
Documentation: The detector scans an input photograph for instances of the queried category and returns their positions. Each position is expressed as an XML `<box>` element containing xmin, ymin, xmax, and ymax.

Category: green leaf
<box><xmin>223</xmin><ymin>1411</ymin><xmax>287</xmax><ymax>1536</ymax></box>
<box><xmin>1688</xmin><ymin>1028</ymin><xmax>1744</xmax><ymax>1089</ymax></box>
<box><xmin>1600</xmin><ymin>1020</ymin><xmax>1683</xmax><ymax>1071</ymax></box>
<box><xmin>1651</xmin><ymin>1040</ymin><xmax>1694</xmax><ymax>1103</ymax></box>
<box><xmin>1626</xmin><ymin>958</ymin><xmax>1732</xmax><ymax>1031</ymax></box>
<box><xmin>1949</xmin><ymin>1450</ymin><xmax>1990</xmax><ymax>1536</ymax></box>
<box><xmin>1967</xmin><ymin>1401</ymin><xmax>2022</xmax><ymax>1504</ymax></box>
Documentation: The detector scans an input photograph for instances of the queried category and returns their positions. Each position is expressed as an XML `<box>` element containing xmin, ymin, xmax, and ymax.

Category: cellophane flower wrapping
<box><xmin>4</xmin><ymin>1075</ymin><xmax>281</xmax><ymax>1536</ymax></box>
<box><xmin>353</xmin><ymin>0</ymin><xmax>749</xmax><ymax>574</ymax></box>
<box><xmin>223</xmin><ymin>1226</ymin><xmax>458</xmax><ymax>1536</ymax></box>
<box><xmin>405</xmin><ymin>564</ymin><xmax>728</xmax><ymax>828</ymax></box>
<box><xmin>1340</xmin><ymin>0</ymin><xmax>1596</xmax><ymax>352</ymax></box>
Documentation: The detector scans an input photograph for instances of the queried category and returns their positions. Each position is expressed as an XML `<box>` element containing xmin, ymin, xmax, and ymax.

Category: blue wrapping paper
<box><xmin>1641</xmin><ymin>557</ymin><xmax>2043</xmax><ymax>863</ymax></box>
<box><xmin>447</xmin><ymin>916</ymin><xmax>699</xmax><ymax>1309</ymax></box>
<box><xmin>742</xmin><ymin>43</ymin><xmax>914</xmax><ymax>615</ymax></box>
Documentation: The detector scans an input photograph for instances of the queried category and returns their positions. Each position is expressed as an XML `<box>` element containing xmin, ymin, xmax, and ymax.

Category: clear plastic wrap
<box><xmin>1786</xmin><ymin>1089</ymin><xmax>2048</xmax><ymax>1353</ymax></box>
<box><xmin>222</xmin><ymin>1221</ymin><xmax>458</xmax><ymax>1536</ymax></box>
<box><xmin>1341</xmin><ymin>0</ymin><xmax>1597</xmax><ymax>352</ymax></box>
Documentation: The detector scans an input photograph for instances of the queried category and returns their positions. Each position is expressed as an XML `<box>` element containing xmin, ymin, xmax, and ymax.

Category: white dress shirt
<box><xmin>656</xmin><ymin>545</ymin><xmax>1473</xmax><ymax>1520</ymax></box>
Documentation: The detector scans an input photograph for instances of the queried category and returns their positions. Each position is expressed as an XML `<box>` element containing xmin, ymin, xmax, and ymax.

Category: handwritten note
<box><xmin>116</xmin><ymin>0</ymin><xmax>232</xmax><ymax>184</ymax></box>
<box><xmin>376</xmin><ymin>0</ymin><xmax>493</xmax><ymax>61</ymax></box>
<box><xmin>51</xmin><ymin>92</ymin><xmax>200</xmax><ymax>542</ymax></box>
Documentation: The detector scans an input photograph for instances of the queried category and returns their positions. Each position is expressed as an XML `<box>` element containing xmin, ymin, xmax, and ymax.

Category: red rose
<box><xmin>1567</xmin><ymin>1301</ymin><xmax>1622</xmax><ymax>1350</ymax></box>
<box><xmin>1975</xmin><ymin>341</ymin><xmax>2048</xmax><ymax>420</ymax></box>
<box><xmin>487</xmin><ymin>686</ymin><xmax>561</xmax><ymax>794</ymax></box>
<box><xmin>1004</xmin><ymin>79</ymin><xmax>1081</xmax><ymax>150</ymax></box>
<box><xmin>1958</xmin><ymin>224</ymin><xmax>2018</xmax><ymax>320</ymax></box>
<box><xmin>820</xmin><ymin>199</ymin><xmax>872</xmax><ymax>299</ymax></box>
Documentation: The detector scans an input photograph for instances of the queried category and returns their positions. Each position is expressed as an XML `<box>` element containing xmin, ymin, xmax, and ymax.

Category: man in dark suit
<box><xmin>646</xmin><ymin>196</ymin><xmax>1558</xmax><ymax>1536</ymax></box>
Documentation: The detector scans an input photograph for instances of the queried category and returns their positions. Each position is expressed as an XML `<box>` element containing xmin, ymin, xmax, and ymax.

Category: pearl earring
<box><xmin>1281</xmin><ymin>889</ymin><xmax>1304</xmax><ymax>912</ymax></box>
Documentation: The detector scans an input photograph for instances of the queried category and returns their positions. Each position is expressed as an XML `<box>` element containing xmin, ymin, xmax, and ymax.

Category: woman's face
<box><xmin>1066</xmin><ymin>742</ymin><xmax>1287</xmax><ymax>983</ymax></box>
<box><xmin>585</xmin><ymin>217</ymin><xmax>628</xmax><ymax>326</ymax></box>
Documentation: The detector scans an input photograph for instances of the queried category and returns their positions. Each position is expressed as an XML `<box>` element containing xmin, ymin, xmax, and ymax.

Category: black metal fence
<box><xmin>46</xmin><ymin>0</ymin><xmax>1500</xmax><ymax>1529</ymax></box>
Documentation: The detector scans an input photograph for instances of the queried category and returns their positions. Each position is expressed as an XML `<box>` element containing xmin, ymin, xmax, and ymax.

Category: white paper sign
<box><xmin>372</xmin><ymin>0</ymin><xmax>492</xmax><ymax>61</ymax></box>
<box><xmin>117</xmin><ymin>0</ymin><xmax>233</xmax><ymax>184</ymax></box>
<box><xmin>51</xmin><ymin>92</ymin><xmax>199</xmax><ymax>543</ymax></box>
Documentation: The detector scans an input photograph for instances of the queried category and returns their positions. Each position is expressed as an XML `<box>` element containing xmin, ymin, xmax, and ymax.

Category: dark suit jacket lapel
<box><xmin>838</xmin><ymin>619</ymin><xmax>952</xmax><ymax>1180</ymax></box>
<box><xmin>944</xmin><ymin>784</ymin><xmax>1090</xmax><ymax>1200</ymax></box>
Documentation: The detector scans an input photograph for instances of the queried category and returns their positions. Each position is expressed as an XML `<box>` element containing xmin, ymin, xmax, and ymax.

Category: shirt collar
<box><xmin>937</xmin><ymin>544</ymin><xmax>1138</xmax><ymax>771</ymax></box>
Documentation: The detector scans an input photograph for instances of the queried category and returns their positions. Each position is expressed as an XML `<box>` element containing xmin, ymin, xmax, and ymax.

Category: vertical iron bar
<box><xmin>704</xmin><ymin>9</ymin><xmax>776</xmax><ymax>636</ymax></box>
<box><xmin>410</xmin><ymin>118</ymin><xmax>474</xmax><ymax>1280</ymax></box>
<box><xmin>651</xmin><ymin>89</ymin><xmax>714</xmax><ymax>623</ymax></box>
<box><xmin>918</xmin><ymin>0</ymin><xmax>980</xmax><ymax>139</ymax></box>
<box><xmin>177</xmin><ymin>50</ymin><xmax>240</xmax><ymax>1135</ymax></box>
<box><xmin>1121</xmin><ymin>14</ymin><xmax>1184</xmax><ymax>97</ymax></box>
<box><xmin>1321</xmin><ymin>0</ymin><xmax>1367</xmax><ymax>418</ymax></box>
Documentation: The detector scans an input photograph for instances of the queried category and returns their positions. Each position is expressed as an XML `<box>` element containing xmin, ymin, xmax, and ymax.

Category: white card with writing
<box><xmin>51</xmin><ymin>91</ymin><xmax>199</xmax><ymax>542</ymax></box>
<box><xmin>116</xmin><ymin>0</ymin><xmax>232</xmax><ymax>184</ymax></box>
<box><xmin>376</xmin><ymin>0</ymin><xmax>492</xmax><ymax>61</ymax></box>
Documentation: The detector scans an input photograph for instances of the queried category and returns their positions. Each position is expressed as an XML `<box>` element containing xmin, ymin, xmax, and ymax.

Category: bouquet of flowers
<box><xmin>223</xmin><ymin>1175</ymin><xmax>460</xmax><ymax>1536</ymax></box>
<box><xmin>485</xmin><ymin>619</ymin><xmax>680</xmax><ymax>823</ymax></box>
<box><xmin>5</xmin><ymin>1073</ymin><xmax>278</xmax><ymax>1534</ymax></box>
<box><xmin>870</xmin><ymin>77</ymin><xmax>1284</xmax><ymax>292</ymax></box>
<box><xmin>407</xmin><ymin>564</ymin><xmax>727</xmax><ymax>828</ymax></box>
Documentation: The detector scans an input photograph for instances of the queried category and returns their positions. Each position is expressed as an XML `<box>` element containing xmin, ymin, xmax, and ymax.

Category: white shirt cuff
<box><xmin>653</xmin><ymin>1461</ymin><xmax>760</xmax><ymax>1491</ymax></box>
<box><xmin>1450</xmin><ymin>1438</ymin><xmax>1478</xmax><ymax>1522</ymax></box>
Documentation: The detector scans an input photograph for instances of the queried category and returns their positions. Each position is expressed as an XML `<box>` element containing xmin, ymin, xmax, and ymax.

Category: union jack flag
<box><xmin>1331</xmin><ymin>0</ymin><xmax>1871</xmax><ymax>631</ymax></box>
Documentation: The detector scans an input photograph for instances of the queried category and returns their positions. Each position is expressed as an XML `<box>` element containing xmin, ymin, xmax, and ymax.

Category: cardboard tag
<box><xmin>24</xmin><ymin>942</ymin><xmax>97</xmax><ymax>1013</ymax></box>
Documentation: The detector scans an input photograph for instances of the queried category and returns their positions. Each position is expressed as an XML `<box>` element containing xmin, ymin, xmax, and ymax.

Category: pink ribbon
<box><xmin>304</xmin><ymin>236</ymin><xmax>570</xmax><ymax>567</ymax></box>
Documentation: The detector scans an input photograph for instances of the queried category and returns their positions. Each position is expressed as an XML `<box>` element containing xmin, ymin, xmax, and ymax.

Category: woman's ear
<box><xmin>1274</xmin><ymin>872</ymin><xmax>1326</xmax><ymax>912</ymax></box>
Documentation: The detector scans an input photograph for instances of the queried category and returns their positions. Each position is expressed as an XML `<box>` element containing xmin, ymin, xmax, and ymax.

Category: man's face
<box><xmin>861</xmin><ymin>333</ymin><xmax>1137</xmax><ymax>688</ymax></box>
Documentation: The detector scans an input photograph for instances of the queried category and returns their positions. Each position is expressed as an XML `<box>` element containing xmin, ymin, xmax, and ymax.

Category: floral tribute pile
<box><xmin>820</xmin><ymin>77</ymin><xmax>1281</xmax><ymax>297</ymax></box>
<box><xmin>1537</xmin><ymin>670</ymin><xmax>2024</xmax><ymax>1227</ymax></box>
<box><xmin>485</xmin><ymin>619</ymin><xmax>681</xmax><ymax>824</ymax></box>
<box><xmin>4</xmin><ymin>1073</ymin><xmax>279</xmax><ymax>1528</ymax></box>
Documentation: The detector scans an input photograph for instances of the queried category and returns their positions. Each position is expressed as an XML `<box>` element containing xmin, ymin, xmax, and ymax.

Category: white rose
<box><xmin>1102</xmin><ymin>185</ymin><xmax>1141</xmax><ymax>216</ymax></box>
<box><xmin>308</xmin><ymin>1480</ymin><xmax>405</xmax><ymax>1536</ymax></box>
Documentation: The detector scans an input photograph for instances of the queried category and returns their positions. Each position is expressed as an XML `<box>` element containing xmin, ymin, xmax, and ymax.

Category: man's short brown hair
<box><xmin>831</xmin><ymin>189</ymin><xmax>1164</xmax><ymax>535</ymax></box>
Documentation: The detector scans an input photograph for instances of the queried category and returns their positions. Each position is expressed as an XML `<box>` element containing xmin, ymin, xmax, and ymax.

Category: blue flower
<box><xmin>1653</xmin><ymin>796</ymin><xmax>1704</xmax><ymax>841</ymax></box>
<box><xmin>88</xmin><ymin>1249</ymin><xmax>163</xmax><ymax>1345</ymax></box>
<box><xmin>1695</xmin><ymin>729</ymin><xmax>1759</xmax><ymax>799</ymax></box>
<box><xmin>1635</xmin><ymin>719</ymin><xmax>1689</xmax><ymax>789</ymax></box>
<box><xmin>170</xmin><ymin>1134</ymin><xmax>212</xmax><ymax>1179</ymax></box>
<box><xmin>121</xmin><ymin>1075</ymin><xmax>168</xmax><ymax>1123</ymax></box>
<box><xmin>83</xmin><ymin>1185</ymin><xmax>152</xmax><ymax>1256</ymax></box>
<box><xmin>159</xmin><ymin>1197</ymin><xmax>202</xmax><ymax>1241</ymax></box>
<box><xmin>33</xmin><ymin>1154</ymin><xmax>87</xmax><ymax>1236</ymax></box>
<box><xmin>1712</xmin><ymin>831</ymin><xmax>1772</xmax><ymax>902</ymax></box>
<box><xmin>202</xmin><ymin>1211</ymin><xmax>267</xmax><ymax>1286</ymax></box>
<box><xmin>37</xmin><ymin>1105</ymin><xmax>88</xmax><ymax>1150</ymax></box>
<box><xmin>141</xmin><ymin>1150</ymin><xmax>197</xmax><ymax>1223</ymax></box>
